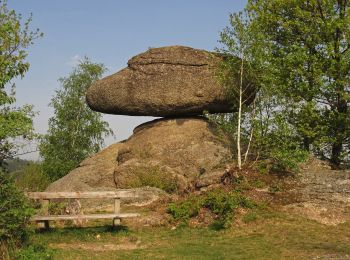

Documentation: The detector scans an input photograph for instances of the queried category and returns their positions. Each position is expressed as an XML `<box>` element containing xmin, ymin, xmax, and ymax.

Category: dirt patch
<box><xmin>50</xmin><ymin>240</ymin><xmax>145</xmax><ymax>252</ymax></box>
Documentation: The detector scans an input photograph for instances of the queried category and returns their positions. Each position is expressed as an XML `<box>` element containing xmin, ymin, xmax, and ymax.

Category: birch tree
<box><xmin>216</xmin><ymin>7</ymin><xmax>308</xmax><ymax>172</ymax></box>
<box><xmin>218</xmin><ymin>11</ymin><xmax>261</xmax><ymax>169</ymax></box>
<box><xmin>40</xmin><ymin>58</ymin><xmax>113</xmax><ymax>181</ymax></box>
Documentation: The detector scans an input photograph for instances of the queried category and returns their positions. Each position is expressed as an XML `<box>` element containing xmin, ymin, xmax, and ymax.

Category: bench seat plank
<box><xmin>31</xmin><ymin>213</ymin><xmax>140</xmax><ymax>221</ymax></box>
<box><xmin>26</xmin><ymin>191</ymin><xmax>139</xmax><ymax>199</ymax></box>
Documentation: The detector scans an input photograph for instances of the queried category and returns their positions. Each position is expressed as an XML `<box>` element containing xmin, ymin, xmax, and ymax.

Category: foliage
<box><xmin>124</xmin><ymin>166</ymin><xmax>178</xmax><ymax>193</ymax></box>
<box><xmin>167</xmin><ymin>190</ymin><xmax>256</xmax><ymax>228</ymax></box>
<box><xmin>247</xmin><ymin>0</ymin><xmax>350</xmax><ymax>165</ymax></box>
<box><xmin>15</xmin><ymin>244</ymin><xmax>55</xmax><ymax>260</ymax></box>
<box><xmin>0</xmin><ymin>170</ymin><xmax>34</xmax><ymax>258</ymax></box>
<box><xmin>40</xmin><ymin>58</ymin><xmax>113</xmax><ymax>181</ymax></box>
<box><xmin>212</xmin><ymin>7</ymin><xmax>308</xmax><ymax>173</ymax></box>
<box><xmin>167</xmin><ymin>197</ymin><xmax>202</xmax><ymax>222</ymax></box>
<box><xmin>203</xmin><ymin>190</ymin><xmax>255</xmax><ymax>228</ymax></box>
<box><xmin>216</xmin><ymin>10</ymin><xmax>264</xmax><ymax>170</ymax></box>
<box><xmin>0</xmin><ymin>0</ymin><xmax>42</xmax><ymax>167</ymax></box>
<box><xmin>48</xmin><ymin>201</ymin><xmax>66</xmax><ymax>215</ymax></box>
<box><xmin>13</xmin><ymin>162</ymin><xmax>50</xmax><ymax>192</ymax></box>
<box><xmin>3</xmin><ymin>158</ymin><xmax>30</xmax><ymax>173</ymax></box>
<box><xmin>254</xmin><ymin>111</ymin><xmax>309</xmax><ymax>172</ymax></box>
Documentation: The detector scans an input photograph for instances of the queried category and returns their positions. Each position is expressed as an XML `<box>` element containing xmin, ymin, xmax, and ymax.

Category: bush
<box><xmin>14</xmin><ymin>162</ymin><xmax>50</xmax><ymax>191</ymax></box>
<box><xmin>168</xmin><ymin>190</ymin><xmax>256</xmax><ymax>228</ymax></box>
<box><xmin>168</xmin><ymin>197</ymin><xmax>203</xmax><ymax>222</ymax></box>
<box><xmin>0</xmin><ymin>170</ymin><xmax>34</xmax><ymax>258</ymax></box>
<box><xmin>203</xmin><ymin>191</ymin><xmax>255</xmax><ymax>228</ymax></box>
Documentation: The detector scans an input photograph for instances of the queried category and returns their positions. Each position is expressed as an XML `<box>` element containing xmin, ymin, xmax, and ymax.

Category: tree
<box><xmin>0</xmin><ymin>169</ymin><xmax>33</xmax><ymax>258</ymax></box>
<box><xmin>217</xmin><ymin>11</ymin><xmax>261</xmax><ymax>169</ymax></box>
<box><xmin>212</xmin><ymin>5</ymin><xmax>309</xmax><ymax>172</ymax></box>
<box><xmin>0</xmin><ymin>0</ymin><xmax>42</xmax><ymax>168</ymax></box>
<box><xmin>248</xmin><ymin>0</ymin><xmax>350</xmax><ymax>166</ymax></box>
<box><xmin>40</xmin><ymin>58</ymin><xmax>114</xmax><ymax>181</ymax></box>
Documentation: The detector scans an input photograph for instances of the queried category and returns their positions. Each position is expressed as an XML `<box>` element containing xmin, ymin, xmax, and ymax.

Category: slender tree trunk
<box><xmin>237</xmin><ymin>56</ymin><xmax>244</xmax><ymax>170</ymax></box>
<box><xmin>331</xmin><ymin>99</ymin><xmax>347</xmax><ymax>165</ymax></box>
<box><xmin>244</xmin><ymin>99</ymin><xmax>255</xmax><ymax>164</ymax></box>
<box><xmin>303</xmin><ymin>137</ymin><xmax>311</xmax><ymax>152</ymax></box>
<box><xmin>331</xmin><ymin>142</ymin><xmax>342</xmax><ymax>166</ymax></box>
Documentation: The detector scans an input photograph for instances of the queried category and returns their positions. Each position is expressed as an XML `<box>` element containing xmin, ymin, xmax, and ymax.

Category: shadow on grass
<box><xmin>35</xmin><ymin>224</ymin><xmax>129</xmax><ymax>236</ymax></box>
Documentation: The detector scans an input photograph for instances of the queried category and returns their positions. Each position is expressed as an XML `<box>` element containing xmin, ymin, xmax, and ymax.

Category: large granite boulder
<box><xmin>46</xmin><ymin>143</ymin><xmax>120</xmax><ymax>192</ymax></box>
<box><xmin>46</xmin><ymin>117</ymin><xmax>232</xmax><ymax>194</ymax></box>
<box><xmin>86</xmin><ymin>46</ymin><xmax>255</xmax><ymax>117</ymax></box>
<box><xmin>114</xmin><ymin>117</ymin><xmax>232</xmax><ymax>191</ymax></box>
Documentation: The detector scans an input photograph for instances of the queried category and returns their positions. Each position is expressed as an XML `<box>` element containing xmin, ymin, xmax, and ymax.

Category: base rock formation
<box><xmin>46</xmin><ymin>117</ymin><xmax>232</xmax><ymax>193</ymax></box>
<box><xmin>114</xmin><ymin>117</ymin><xmax>231</xmax><ymax>191</ymax></box>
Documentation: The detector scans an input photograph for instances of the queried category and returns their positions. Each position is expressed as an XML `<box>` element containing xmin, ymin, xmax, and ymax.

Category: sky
<box><xmin>7</xmin><ymin>0</ymin><xmax>247</xmax><ymax>160</ymax></box>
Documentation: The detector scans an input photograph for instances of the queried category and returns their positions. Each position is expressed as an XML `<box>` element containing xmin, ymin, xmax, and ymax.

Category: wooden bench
<box><xmin>26</xmin><ymin>191</ymin><xmax>140</xmax><ymax>229</ymax></box>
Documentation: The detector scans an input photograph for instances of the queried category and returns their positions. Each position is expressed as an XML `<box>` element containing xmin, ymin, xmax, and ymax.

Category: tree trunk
<box><xmin>237</xmin><ymin>57</ymin><xmax>244</xmax><ymax>170</ymax></box>
<box><xmin>331</xmin><ymin>98</ymin><xmax>347</xmax><ymax>166</ymax></box>
<box><xmin>303</xmin><ymin>137</ymin><xmax>311</xmax><ymax>152</ymax></box>
<box><xmin>244</xmin><ymin>99</ymin><xmax>256</xmax><ymax>164</ymax></box>
<box><xmin>331</xmin><ymin>142</ymin><xmax>342</xmax><ymax>166</ymax></box>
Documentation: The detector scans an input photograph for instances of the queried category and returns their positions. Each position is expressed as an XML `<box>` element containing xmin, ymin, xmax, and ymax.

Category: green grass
<box><xmin>20</xmin><ymin>210</ymin><xmax>350</xmax><ymax>260</ymax></box>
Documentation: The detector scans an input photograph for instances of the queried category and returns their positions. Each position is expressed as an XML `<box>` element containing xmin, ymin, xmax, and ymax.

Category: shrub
<box><xmin>14</xmin><ymin>162</ymin><xmax>50</xmax><ymax>192</ymax></box>
<box><xmin>168</xmin><ymin>190</ymin><xmax>256</xmax><ymax>228</ymax></box>
<box><xmin>168</xmin><ymin>197</ymin><xmax>203</xmax><ymax>222</ymax></box>
<box><xmin>0</xmin><ymin>170</ymin><xmax>34</xmax><ymax>258</ymax></box>
<box><xmin>203</xmin><ymin>190</ymin><xmax>255</xmax><ymax>228</ymax></box>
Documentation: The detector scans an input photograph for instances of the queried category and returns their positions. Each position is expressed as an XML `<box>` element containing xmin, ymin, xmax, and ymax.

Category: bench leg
<box><xmin>113</xmin><ymin>198</ymin><xmax>121</xmax><ymax>228</ymax></box>
<box><xmin>37</xmin><ymin>220</ymin><xmax>50</xmax><ymax>230</ymax></box>
<box><xmin>113</xmin><ymin>218</ymin><xmax>121</xmax><ymax>227</ymax></box>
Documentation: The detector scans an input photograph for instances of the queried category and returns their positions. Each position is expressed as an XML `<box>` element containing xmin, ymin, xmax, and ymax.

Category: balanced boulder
<box><xmin>86</xmin><ymin>46</ymin><xmax>255</xmax><ymax>117</ymax></box>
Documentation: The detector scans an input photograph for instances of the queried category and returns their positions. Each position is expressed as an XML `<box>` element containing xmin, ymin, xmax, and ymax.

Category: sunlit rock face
<box><xmin>114</xmin><ymin>117</ymin><xmax>232</xmax><ymax>191</ymax></box>
<box><xmin>86</xmin><ymin>46</ymin><xmax>254</xmax><ymax>117</ymax></box>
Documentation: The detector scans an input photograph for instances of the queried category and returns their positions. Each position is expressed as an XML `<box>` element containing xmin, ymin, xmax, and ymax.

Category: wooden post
<box><xmin>38</xmin><ymin>199</ymin><xmax>50</xmax><ymax>229</ymax></box>
<box><xmin>113</xmin><ymin>198</ymin><xmax>121</xmax><ymax>227</ymax></box>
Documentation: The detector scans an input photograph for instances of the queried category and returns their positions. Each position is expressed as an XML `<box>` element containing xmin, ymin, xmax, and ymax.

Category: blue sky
<box><xmin>8</xmin><ymin>0</ymin><xmax>247</xmax><ymax>160</ymax></box>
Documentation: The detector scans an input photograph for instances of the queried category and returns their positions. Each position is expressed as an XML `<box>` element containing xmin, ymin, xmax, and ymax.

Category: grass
<box><xmin>20</xmin><ymin>209</ymin><xmax>350</xmax><ymax>260</ymax></box>
<box><xmin>13</xmin><ymin>162</ymin><xmax>50</xmax><ymax>192</ymax></box>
